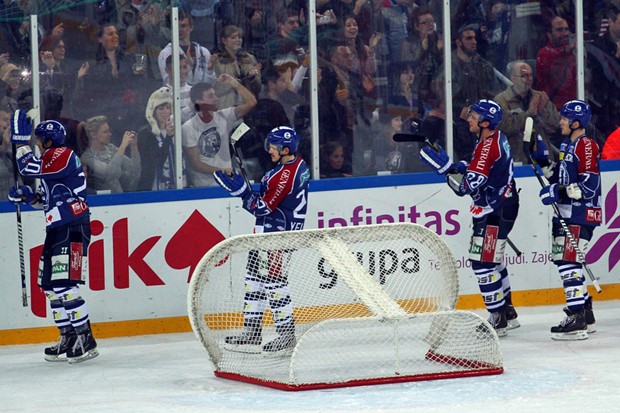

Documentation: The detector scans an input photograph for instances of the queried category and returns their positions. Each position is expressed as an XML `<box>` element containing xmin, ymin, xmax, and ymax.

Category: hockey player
<box><xmin>8</xmin><ymin>110</ymin><xmax>98</xmax><ymax>363</ymax></box>
<box><xmin>420</xmin><ymin>99</ymin><xmax>520</xmax><ymax>337</ymax></box>
<box><xmin>535</xmin><ymin>100</ymin><xmax>600</xmax><ymax>340</ymax></box>
<box><xmin>214</xmin><ymin>126</ymin><xmax>310</xmax><ymax>354</ymax></box>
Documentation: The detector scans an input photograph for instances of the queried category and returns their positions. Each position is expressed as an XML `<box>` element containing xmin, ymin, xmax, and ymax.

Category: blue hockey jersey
<box><xmin>457</xmin><ymin>130</ymin><xmax>519</xmax><ymax>218</ymax></box>
<box><xmin>16</xmin><ymin>146</ymin><xmax>89</xmax><ymax>229</ymax></box>
<box><xmin>552</xmin><ymin>134</ymin><xmax>602</xmax><ymax>226</ymax></box>
<box><xmin>242</xmin><ymin>156</ymin><xmax>310</xmax><ymax>233</ymax></box>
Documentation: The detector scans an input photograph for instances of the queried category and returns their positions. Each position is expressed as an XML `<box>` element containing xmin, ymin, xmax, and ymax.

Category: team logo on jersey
<box><xmin>198</xmin><ymin>127</ymin><xmax>221</xmax><ymax>158</ymax></box>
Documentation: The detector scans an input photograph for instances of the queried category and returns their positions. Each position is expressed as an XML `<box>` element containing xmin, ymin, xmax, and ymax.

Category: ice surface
<box><xmin>3</xmin><ymin>301</ymin><xmax>620</xmax><ymax>413</ymax></box>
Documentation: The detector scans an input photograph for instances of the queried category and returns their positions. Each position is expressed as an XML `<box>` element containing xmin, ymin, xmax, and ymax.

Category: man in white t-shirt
<box><xmin>182</xmin><ymin>74</ymin><xmax>257</xmax><ymax>187</ymax></box>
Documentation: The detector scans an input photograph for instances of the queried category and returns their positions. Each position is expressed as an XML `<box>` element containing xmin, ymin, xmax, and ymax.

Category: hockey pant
<box><xmin>469</xmin><ymin>203</ymin><xmax>518</xmax><ymax>313</ymax></box>
<box><xmin>242</xmin><ymin>249</ymin><xmax>295</xmax><ymax>334</ymax></box>
<box><xmin>552</xmin><ymin>222</ymin><xmax>595</xmax><ymax>312</ymax></box>
<box><xmin>39</xmin><ymin>219</ymin><xmax>92</xmax><ymax>335</ymax></box>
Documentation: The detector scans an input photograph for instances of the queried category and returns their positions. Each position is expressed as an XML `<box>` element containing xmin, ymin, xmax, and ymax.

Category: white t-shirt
<box><xmin>182</xmin><ymin>107</ymin><xmax>240</xmax><ymax>187</ymax></box>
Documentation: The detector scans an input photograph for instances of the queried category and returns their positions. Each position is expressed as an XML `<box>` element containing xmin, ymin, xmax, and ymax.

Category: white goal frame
<box><xmin>188</xmin><ymin>223</ymin><xmax>503</xmax><ymax>390</ymax></box>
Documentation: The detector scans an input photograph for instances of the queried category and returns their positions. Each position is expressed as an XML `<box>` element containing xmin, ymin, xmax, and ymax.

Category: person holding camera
<box><xmin>80</xmin><ymin>115</ymin><xmax>142</xmax><ymax>193</ymax></box>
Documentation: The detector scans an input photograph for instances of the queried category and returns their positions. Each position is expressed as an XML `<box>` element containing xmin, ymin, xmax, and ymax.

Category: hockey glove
<box><xmin>420</xmin><ymin>145</ymin><xmax>452</xmax><ymax>175</ymax></box>
<box><xmin>10</xmin><ymin>109</ymin><xmax>32</xmax><ymax>144</ymax></box>
<box><xmin>451</xmin><ymin>160</ymin><xmax>468</xmax><ymax>175</ymax></box>
<box><xmin>8</xmin><ymin>185</ymin><xmax>36</xmax><ymax>205</ymax></box>
<box><xmin>539</xmin><ymin>183</ymin><xmax>559</xmax><ymax>206</ymax></box>
<box><xmin>529</xmin><ymin>131</ymin><xmax>550</xmax><ymax>167</ymax></box>
<box><xmin>213</xmin><ymin>170</ymin><xmax>248</xmax><ymax>197</ymax></box>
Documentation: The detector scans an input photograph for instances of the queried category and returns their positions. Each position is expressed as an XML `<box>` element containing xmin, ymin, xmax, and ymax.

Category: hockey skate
<box><xmin>224</xmin><ymin>327</ymin><xmax>262</xmax><ymax>353</ymax></box>
<box><xmin>263</xmin><ymin>324</ymin><xmax>296</xmax><ymax>357</ymax></box>
<box><xmin>585</xmin><ymin>297</ymin><xmax>596</xmax><ymax>333</ymax></box>
<box><xmin>505</xmin><ymin>304</ymin><xmax>520</xmax><ymax>330</ymax></box>
<box><xmin>44</xmin><ymin>331</ymin><xmax>76</xmax><ymax>362</ymax></box>
<box><xmin>550</xmin><ymin>308</ymin><xmax>588</xmax><ymax>341</ymax></box>
<box><xmin>67</xmin><ymin>330</ymin><xmax>99</xmax><ymax>364</ymax></box>
<box><xmin>488</xmin><ymin>309</ymin><xmax>508</xmax><ymax>337</ymax></box>
<box><xmin>486</xmin><ymin>305</ymin><xmax>519</xmax><ymax>331</ymax></box>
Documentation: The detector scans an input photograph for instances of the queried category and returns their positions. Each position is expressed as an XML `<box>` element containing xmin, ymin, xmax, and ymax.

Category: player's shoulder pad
<box><xmin>41</xmin><ymin>147</ymin><xmax>73</xmax><ymax>174</ymax></box>
<box><xmin>573</xmin><ymin>136</ymin><xmax>599</xmax><ymax>174</ymax></box>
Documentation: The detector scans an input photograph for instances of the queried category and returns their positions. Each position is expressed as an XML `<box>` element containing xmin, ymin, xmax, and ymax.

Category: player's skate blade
<box><xmin>550</xmin><ymin>309</ymin><xmax>588</xmax><ymax>341</ymax></box>
<box><xmin>223</xmin><ymin>343</ymin><xmax>262</xmax><ymax>354</ymax></box>
<box><xmin>44</xmin><ymin>333</ymin><xmax>75</xmax><ymax>362</ymax></box>
<box><xmin>67</xmin><ymin>331</ymin><xmax>98</xmax><ymax>364</ymax></box>
<box><xmin>262</xmin><ymin>334</ymin><xmax>296</xmax><ymax>357</ymax></box>
<box><xmin>67</xmin><ymin>348</ymin><xmax>99</xmax><ymax>363</ymax></box>
<box><xmin>505</xmin><ymin>305</ymin><xmax>520</xmax><ymax>330</ymax></box>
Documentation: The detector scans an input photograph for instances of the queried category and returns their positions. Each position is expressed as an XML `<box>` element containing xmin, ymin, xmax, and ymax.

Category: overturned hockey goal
<box><xmin>187</xmin><ymin>223</ymin><xmax>503</xmax><ymax>390</ymax></box>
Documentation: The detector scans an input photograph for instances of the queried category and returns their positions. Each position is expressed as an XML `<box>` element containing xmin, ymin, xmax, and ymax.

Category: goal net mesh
<box><xmin>188</xmin><ymin>223</ymin><xmax>503</xmax><ymax>390</ymax></box>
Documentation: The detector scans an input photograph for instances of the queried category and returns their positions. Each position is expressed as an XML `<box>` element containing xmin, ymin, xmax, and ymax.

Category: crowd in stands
<box><xmin>0</xmin><ymin>0</ymin><xmax>618</xmax><ymax>196</ymax></box>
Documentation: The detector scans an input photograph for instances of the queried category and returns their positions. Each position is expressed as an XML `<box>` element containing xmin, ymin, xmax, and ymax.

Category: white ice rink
<box><xmin>3</xmin><ymin>301</ymin><xmax>620</xmax><ymax>413</ymax></box>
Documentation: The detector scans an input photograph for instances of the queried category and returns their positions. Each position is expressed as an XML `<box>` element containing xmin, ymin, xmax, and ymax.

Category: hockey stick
<box><xmin>397</xmin><ymin>133</ymin><xmax>523</xmax><ymax>256</ymax></box>
<box><xmin>12</xmin><ymin>143</ymin><xmax>27</xmax><ymax>307</ymax></box>
<box><xmin>393</xmin><ymin>133</ymin><xmax>436</xmax><ymax>148</ymax></box>
<box><xmin>522</xmin><ymin>117</ymin><xmax>601</xmax><ymax>293</ymax></box>
<box><xmin>229</xmin><ymin>122</ymin><xmax>253</xmax><ymax>190</ymax></box>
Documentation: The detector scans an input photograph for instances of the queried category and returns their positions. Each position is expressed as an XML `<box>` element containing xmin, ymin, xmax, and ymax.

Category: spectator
<box><xmin>479</xmin><ymin>0</ymin><xmax>511</xmax><ymax>71</ymax></box>
<box><xmin>1</xmin><ymin>4</ymin><xmax>31</xmax><ymax>67</ymax></box>
<box><xmin>117</xmin><ymin>0</ymin><xmax>171</xmax><ymax>84</ymax></box>
<box><xmin>418</xmin><ymin>79</ymin><xmax>446</xmax><ymax>150</ymax></box>
<box><xmin>388</xmin><ymin>61</ymin><xmax>421</xmax><ymax>129</ymax></box>
<box><xmin>39</xmin><ymin>35</ymin><xmax>74</xmax><ymax>98</ymax></box>
<box><xmin>356</xmin><ymin>0</ymin><xmax>391</xmax><ymax>106</ymax></box>
<box><xmin>320</xmin><ymin>141</ymin><xmax>352</xmax><ymax>178</ymax></box>
<box><xmin>241</xmin><ymin>0</ymin><xmax>289</xmax><ymax>64</ymax></box>
<box><xmin>436</xmin><ymin>24</ymin><xmax>501</xmax><ymax>161</ymax></box>
<box><xmin>81</xmin><ymin>115</ymin><xmax>141</xmax><ymax>193</ymax></box>
<box><xmin>41</xmin><ymin>88</ymin><xmax>83</xmax><ymax>156</ymax></box>
<box><xmin>602</xmin><ymin>126</ymin><xmax>620</xmax><ymax>160</ymax></box>
<box><xmin>243</xmin><ymin>97</ymin><xmax>291</xmax><ymax>180</ymax></box>
<box><xmin>137</xmin><ymin>86</ymin><xmax>184</xmax><ymax>191</ymax></box>
<box><xmin>342</xmin><ymin>15</ymin><xmax>377</xmax><ymax>72</ymax></box>
<box><xmin>0</xmin><ymin>64</ymin><xmax>22</xmax><ymax>101</ymax></box>
<box><xmin>164</xmin><ymin>54</ymin><xmax>194</xmax><ymax>123</ymax></box>
<box><xmin>494</xmin><ymin>60</ymin><xmax>560</xmax><ymax>163</ymax></box>
<box><xmin>535</xmin><ymin>16</ymin><xmax>577</xmax><ymax>110</ymax></box>
<box><xmin>340</xmin><ymin>14</ymin><xmax>379</xmax><ymax>89</ymax></box>
<box><xmin>259</xmin><ymin>65</ymin><xmax>305</xmax><ymax>127</ymax></box>
<box><xmin>157</xmin><ymin>10</ymin><xmax>216</xmax><ymax>86</ymax></box>
<box><xmin>372</xmin><ymin>109</ymin><xmax>422</xmax><ymax>174</ymax></box>
<box><xmin>182</xmin><ymin>76</ymin><xmax>257</xmax><ymax>187</ymax></box>
<box><xmin>72</xmin><ymin>23</ymin><xmax>146</xmax><ymax>137</ymax></box>
<box><xmin>209</xmin><ymin>25</ymin><xmax>262</xmax><ymax>110</ymax></box>
<box><xmin>0</xmin><ymin>103</ymin><xmax>13</xmax><ymax>199</ymax></box>
<box><xmin>266</xmin><ymin>8</ymin><xmax>305</xmax><ymax>66</ymax></box>
<box><xmin>586</xmin><ymin>6</ymin><xmax>620</xmax><ymax>138</ymax></box>
<box><xmin>323</xmin><ymin>45</ymin><xmax>373</xmax><ymax>159</ymax></box>
<box><xmin>400</xmin><ymin>6</ymin><xmax>444</xmax><ymax>106</ymax></box>
<box><xmin>381</xmin><ymin>0</ymin><xmax>415</xmax><ymax>62</ymax></box>
<box><xmin>453</xmin><ymin>0</ymin><xmax>487</xmax><ymax>33</ymax></box>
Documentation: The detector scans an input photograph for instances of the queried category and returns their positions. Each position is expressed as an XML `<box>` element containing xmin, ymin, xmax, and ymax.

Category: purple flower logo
<box><xmin>586</xmin><ymin>183</ymin><xmax>620</xmax><ymax>270</ymax></box>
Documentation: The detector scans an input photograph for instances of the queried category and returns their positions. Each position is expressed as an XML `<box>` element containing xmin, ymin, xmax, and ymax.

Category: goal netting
<box><xmin>188</xmin><ymin>223</ymin><xmax>503</xmax><ymax>390</ymax></box>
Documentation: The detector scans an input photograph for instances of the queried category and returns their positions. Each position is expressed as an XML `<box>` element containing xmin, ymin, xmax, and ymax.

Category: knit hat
<box><xmin>145</xmin><ymin>86</ymin><xmax>173</xmax><ymax>135</ymax></box>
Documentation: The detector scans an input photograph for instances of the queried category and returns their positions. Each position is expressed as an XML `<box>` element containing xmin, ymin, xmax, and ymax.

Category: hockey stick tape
<box><xmin>230</xmin><ymin>122</ymin><xmax>250</xmax><ymax>145</ymax></box>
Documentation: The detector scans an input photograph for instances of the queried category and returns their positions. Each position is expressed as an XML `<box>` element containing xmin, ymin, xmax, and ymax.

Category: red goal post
<box><xmin>187</xmin><ymin>223</ymin><xmax>503</xmax><ymax>390</ymax></box>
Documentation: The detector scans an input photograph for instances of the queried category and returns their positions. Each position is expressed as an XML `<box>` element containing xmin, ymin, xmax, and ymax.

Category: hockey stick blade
<box><xmin>522</xmin><ymin>116</ymin><xmax>534</xmax><ymax>144</ymax></box>
<box><xmin>230</xmin><ymin>122</ymin><xmax>250</xmax><ymax>145</ymax></box>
